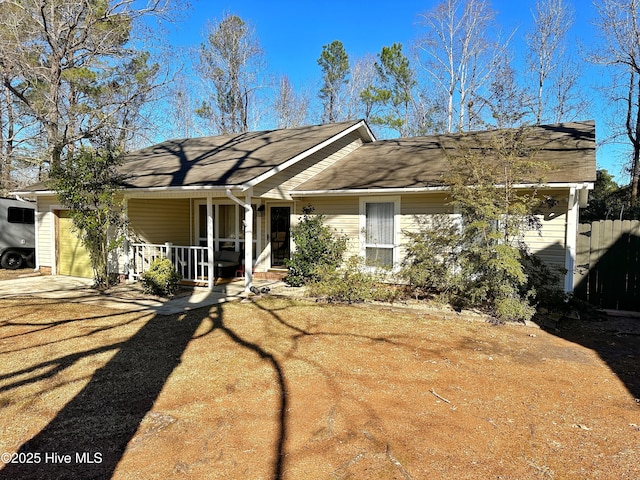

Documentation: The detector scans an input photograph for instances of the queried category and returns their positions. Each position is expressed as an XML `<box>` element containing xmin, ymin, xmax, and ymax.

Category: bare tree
<box><xmin>0</xmin><ymin>0</ymin><xmax>175</xmax><ymax>169</ymax></box>
<box><xmin>196</xmin><ymin>13</ymin><xmax>265</xmax><ymax>135</ymax></box>
<box><xmin>273</xmin><ymin>76</ymin><xmax>308</xmax><ymax>129</ymax></box>
<box><xmin>526</xmin><ymin>0</ymin><xmax>580</xmax><ymax>124</ymax></box>
<box><xmin>548</xmin><ymin>55</ymin><xmax>588</xmax><ymax>123</ymax></box>
<box><xmin>407</xmin><ymin>87</ymin><xmax>446</xmax><ymax>136</ymax></box>
<box><xmin>344</xmin><ymin>54</ymin><xmax>377</xmax><ymax>121</ymax></box>
<box><xmin>485</xmin><ymin>53</ymin><xmax>529</xmax><ymax>129</ymax></box>
<box><xmin>0</xmin><ymin>70</ymin><xmax>15</xmax><ymax>194</ymax></box>
<box><xmin>592</xmin><ymin>0</ymin><xmax>640</xmax><ymax>205</ymax></box>
<box><xmin>165</xmin><ymin>72</ymin><xmax>199</xmax><ymax>139</ymax></box>
<box><xmin>0</xmin><ymin>69</ymin><xmax>42</xmax><ymax>193</ymax></box>
<box><xmin>416</xmin><ymin>0</ymin><xmax>508</xmax><ymax>133</ymax></box>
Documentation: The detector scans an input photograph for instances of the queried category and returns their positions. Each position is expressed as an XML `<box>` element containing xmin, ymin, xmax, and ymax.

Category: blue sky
<box><xmin>166</xmin><ymin>0</ymin><xmax>622</xmax><ymax>182</ymax></box>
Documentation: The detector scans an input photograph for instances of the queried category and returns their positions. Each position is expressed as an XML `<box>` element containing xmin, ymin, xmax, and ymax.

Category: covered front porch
<box><xmin>124</xmin><ymin>192</ymin><xmax>293</xmax><ymax>291</ymax></box>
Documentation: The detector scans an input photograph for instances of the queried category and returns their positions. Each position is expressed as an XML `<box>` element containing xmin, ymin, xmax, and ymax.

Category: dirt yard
<box><xmin>0</xmin><ymin>268</ymin><xmax>39</xmax><ymax>282</ymax></box>
<box><xmin>0</xmin><ymin>294</ymin><xmax>638</xmax><ymax>479</ymax></box>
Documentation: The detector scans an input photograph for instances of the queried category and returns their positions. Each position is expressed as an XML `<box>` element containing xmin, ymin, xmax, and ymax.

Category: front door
<box><xmin>270</xmin><ymin>206</ymin><xmax>290</xmax><ymax>267</ymax></box>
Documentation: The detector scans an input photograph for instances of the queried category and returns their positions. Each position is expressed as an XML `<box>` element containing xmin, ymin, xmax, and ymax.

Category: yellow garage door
<box><xmin>58</xmin><ymin>211</ymin><xmax>93</xmax><ymax>278</ymax></box>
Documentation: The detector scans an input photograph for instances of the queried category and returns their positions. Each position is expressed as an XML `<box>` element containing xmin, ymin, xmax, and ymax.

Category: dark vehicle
<box><xmin>0</xmin><ymin>197</ymin><xmax>35</xmax><ymax>269</ymax></box>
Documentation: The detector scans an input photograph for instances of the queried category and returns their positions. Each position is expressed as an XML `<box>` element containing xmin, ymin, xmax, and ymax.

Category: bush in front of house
<box><xmin>308</xmin><ymin>256</ymin><xmax>401</xmax><ymax>304</ymax></box>
<box><xmin>401</xmin><ymin>214</ymin><xmax>539</xmax><ymax>322</ymax></box>
<box><xmin>285</xmin><ymin>205</ymin><xmax>348</xmax><ymax>287</ymax></box>
<box><xmin>401</xmin><ymin>214</ymin><xmax>463</xmax><ymax>300</ymax></box>
<box><xmin>140</xmin><ymin>258</ymin><xmax>183</xmax><ymax>296</ymax></box>
<box><xmin>519</xmin><ymin>250</ymin><xmax>568</xmax><ymax>309</ymax></box>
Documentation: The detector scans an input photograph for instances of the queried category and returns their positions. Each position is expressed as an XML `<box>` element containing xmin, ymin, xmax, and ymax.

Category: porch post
<box><xmin>244</xmin><ymin>190</ymin><xmax>254</xmax><ymax>292</ymax></box>
<box><xmin>207</xmin><ymin>196</ymin><xmax>214</xmax><ymax>290</ymax></box>
<box><xmin>564</xmin><ymin>187</ymin><xmax>578</xmax><ymax>293</ymax></box>
<box><xmin>123</xmin><ymin>198</ymin><xmax>133</xmax><ymax>282</ymax></box>
<box><xmin>225</xmin><ymin>188</ymin><xmax>253</xmax><ymax>293</ymax></box>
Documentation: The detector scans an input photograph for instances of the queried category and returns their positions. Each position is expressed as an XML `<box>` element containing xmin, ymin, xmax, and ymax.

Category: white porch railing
<box><xmin>131</xmin><ymin>243</ymin><xmax>209</xmax><ymax>283</ymax></box>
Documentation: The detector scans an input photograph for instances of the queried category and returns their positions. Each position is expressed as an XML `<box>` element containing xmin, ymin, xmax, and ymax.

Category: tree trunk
<box><xmin>627</xmin><ymin>69</ymin><xmax>640</xmax><ymax>207</ymax></box>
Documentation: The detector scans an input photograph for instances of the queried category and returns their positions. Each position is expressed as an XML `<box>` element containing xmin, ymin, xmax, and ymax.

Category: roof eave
<box><xmin>12</xmin><ymin>184</ymin><xmax>248</xmax><ymax>197</ymax></box>
<box><xmin>10</xmin><ymin>189</ymin><xmax>54</xmax><ymax>196</ymax></box>
<box><xmin>120</xmin><ymin>184</ymin><xmax>245</xmax><ymax>192</ymax></box>
<box><xmin>292</xmin><ymin>181</ymin><xmax>594</xmax><ymax>197</ymax></box>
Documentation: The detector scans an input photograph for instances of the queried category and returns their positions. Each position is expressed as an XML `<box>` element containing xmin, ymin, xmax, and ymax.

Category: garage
<box><xmin>57</xmin><ymin>211</ymin><xmax>93</xmax><ymax>278</ymax></box>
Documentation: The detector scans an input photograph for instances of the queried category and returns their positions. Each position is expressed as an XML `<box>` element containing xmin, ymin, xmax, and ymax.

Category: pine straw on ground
<box><xmin>0</xmin><ymin>296</ymin><xmax>638</xmax><ymax>479</ymax></box>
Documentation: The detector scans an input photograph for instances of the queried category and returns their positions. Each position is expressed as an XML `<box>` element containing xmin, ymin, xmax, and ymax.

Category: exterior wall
<box><xmin>294</xmin><ymin>196</ymin><xmax>361</xmax><ymax>258</ymax></box>
<box><xmin>255</xmin><ymin>133</ymin><xmax>363</xmax><ymax>200</ymax></box>
<box><xmin>126</xmin><ymin>197</ymin><xmax>267</xmax><ymax>276</ymax></box>
<box><xmin>398</xmin><ymin>193</ymin><xmax>453</xmax><ymax>261</ymax></box>
<box><xmin>36</xmin><ymin>187</ymin><xmax>572</xmax><ymax>280</ymax></box>
<box><xmin>399</xmin><ymin>191</ymin><xmax>568</xmax><ymax>269</ymax></box>
<box><xmin>516</xmin><ymin>188</ymin><xmax>570</xmax><ymax>269</ymax></box>
<box><xmin>522</xmin><ymin>213</ymin><xmax>567</xmax><ymax>268</ymax></box>
<box><xmin>35</xmin><ymin>195</ymin><xmax>59</xmax><ymax>269</ymax></box>
<box><xmin>127</xmin><ymin>198</ymin><xmax>191</xmax><ymax>245</ymax></box>
<box><xmin>293</xmin><ymin>190</ymin><xmax>569</xmax><ymax>272</ymax></box>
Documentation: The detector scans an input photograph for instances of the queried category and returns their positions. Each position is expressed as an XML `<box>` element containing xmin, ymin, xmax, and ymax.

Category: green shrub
<box><xmin>285</xmin><ymin>205</ymin><xmax>348</xmax><ymax>287</ymax></box>
<box><xmin>494</xmin><ymin>294</ymin><xmax>536</xmax><ymax>323</ymax></box>
<box><xmin>401</xmin><ymin>214</ymin><xmax>539</xmax><ymax>322</ymax></box>
<box><xmin>520</xmin><ymin>250</ymin><xmax>568</xmax><ymax>308</ymax></box>
<box><xmin>140</xmin><ymin>258</ymin><xmax>183</xmax><ymax>297</ymax></box>
<box><xmin>401</xmin><ymin>214</ymin><xmax>463</xmax><ymax>299</ymax></box>
<box><xmin>308</xmin><ymin>256</ymin><xmax>401</xmax><ymax>303</ymax></box>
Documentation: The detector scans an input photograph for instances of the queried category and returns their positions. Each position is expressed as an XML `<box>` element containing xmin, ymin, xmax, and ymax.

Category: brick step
<box><xmin>253</xmin><ymin>269</ymin><xmax>287</xmax><ymax>281</ymax></box>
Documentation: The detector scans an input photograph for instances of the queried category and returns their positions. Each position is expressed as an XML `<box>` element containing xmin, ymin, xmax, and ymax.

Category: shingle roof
<box><xmin>294</xmin><ymin>121</ymin><xmax>596</xmax><ymax>192</ymax></box>
<box><xmin>119</xmin><ymin>120</ymin><xmax>366</xmax><ymax>189</ymax></box>
<box><xmin>16</xmin><ymin>120</ymin><xmax>595</xmax><ymax>196</ymax></box>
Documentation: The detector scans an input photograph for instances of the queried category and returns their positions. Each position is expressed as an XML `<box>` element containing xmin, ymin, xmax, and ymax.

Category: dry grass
<box><xmin>0</xmin><ymin>268</ymin><xmax>38</xmax><ymax>282</ymax></box>
<box><xmin>0</xmin><ymin>296</ymin><xmax>638</xmax><ymax>479</ymax></box>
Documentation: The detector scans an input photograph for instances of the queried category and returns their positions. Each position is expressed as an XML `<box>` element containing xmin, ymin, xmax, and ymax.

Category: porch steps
<box><xmin>254</xmin><ymin>269</ymin><xmax>288</xmax><ymax>281</ymax></box>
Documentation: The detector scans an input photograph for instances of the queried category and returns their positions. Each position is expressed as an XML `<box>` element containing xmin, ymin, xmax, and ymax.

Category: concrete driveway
<box><xmin>0</xmin><ymin>274</ymin><xmax>286</xmax><ymax>315</ymax></box>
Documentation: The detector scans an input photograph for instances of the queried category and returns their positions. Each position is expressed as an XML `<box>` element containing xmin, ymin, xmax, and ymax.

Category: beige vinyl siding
<box><xmin>298</xmin><ymin>191</ymin><xmax>568</xmax><ymax>271</ymax></box>
<box><xmin>400</xmin><ymin>193</ymin><xmax>451</xmax><ymax>215</ymax></box>
<box><xmin>295</xmin><ymin>197</ymin><xmax>361</xmax><ymax>258</ymax></box>
<box><xmin>35</xmin><ymin>195</ymin><xmax>59</xmax><ymax>268</ymax></box>
<box><xmin>256</xmin><ymin>133</ymin><xmax>363</xmax><ymax>200</ymax></box>
<box><xmin>522</xmin><ymin>213</ymin><xmax>567</xmax><ymax>267</ymax></box>
<box><xmin>523</xmin><ymin>193</ymin><xmax>569</xmax><ymax>268</ymax></box>
<box><xmin>128</xmin><ymin>198</ymin><xmax>191</xmax><ymax>245</ymax></box>
<box><xmin>400</xmin><ymin>193</ymin><xmax>452</xmax><ymax>233</ymax></box>
<box><xmin>398</xmin><ymin>193</ymin><xmax>453</xmax><ymax>261</ymax></box>
<box><xmin>398</xmin><ymin>190</ymin><xmax>569</xmax><ymax>269</ymax></box>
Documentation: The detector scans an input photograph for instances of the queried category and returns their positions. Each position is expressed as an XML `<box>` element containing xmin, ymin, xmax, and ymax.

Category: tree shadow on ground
<box><xmin>0</xmin><ymin>310</ymin><xmax>205</xmax><ymax>480</ymax></box>
<box><xmin>204</xmin><ymin>303</ymin><xmax>288</xmax><ymax>479</ymax></box>
<box><xmin>531</xmin><ymin>241</ymin><xmax>640</xmax><ymax>405</ymax></box>
<box><xmin>0</xmin><ymin>298</ymin><xmax>292</xmax><ymax>480</ymax></box>
<box><xmin>544</xmin><ymin>313</ymin><xmax>640</xmax><ymax>404</ymax></box>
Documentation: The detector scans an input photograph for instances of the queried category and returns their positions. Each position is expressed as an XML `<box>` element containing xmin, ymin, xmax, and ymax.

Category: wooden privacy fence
<box><xmin>574</xmin><ymin>220</ymin><xmax>640</xmax><ymax>311</ymax></box>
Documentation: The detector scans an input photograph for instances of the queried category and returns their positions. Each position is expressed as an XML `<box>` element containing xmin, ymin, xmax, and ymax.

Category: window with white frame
<box><xmin>195</xmin><ymin>202</ymin><xmax>257</xmax><ymax>257</ymax></box>
<box><xmin>361</xmin><ymin>198</ymin><xmax>399</xmax><ymax>269</ymax></box>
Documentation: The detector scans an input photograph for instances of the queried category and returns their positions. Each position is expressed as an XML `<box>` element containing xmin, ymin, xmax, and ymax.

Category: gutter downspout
<box><xmin>226</xmin><ymin>189</ymin><xmax>253</xmax><ymax>293</ymax></box>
